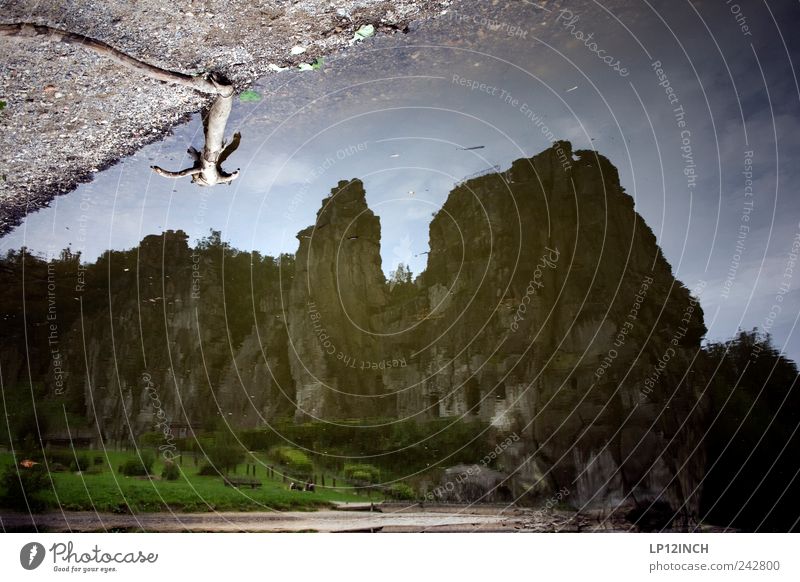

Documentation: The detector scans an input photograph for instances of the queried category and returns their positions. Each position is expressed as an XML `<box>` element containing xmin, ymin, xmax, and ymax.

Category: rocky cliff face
<box><xmin>0</xmin><ymin>142</ymin><xmax>707</xmax><ymax>513</ymax></box>
<box><xmin>0</xmin><ymin>230</ymin><xmax>295</xmax><ymax>443</ymax></box>
<box><xmin>287</xmin><ymin>179</ymin><xmax>392</xmax><ymax>420</ymax></box>
<box><xmin>286</xmin><ymin>142</ymin><xmax>708</xmax><ymax>511</ymax></box>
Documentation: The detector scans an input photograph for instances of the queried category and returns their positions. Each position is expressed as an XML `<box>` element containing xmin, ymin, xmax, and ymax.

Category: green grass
<box><xmin>0</xmin><ymin>449</ymin><xmax>365</xmax><ymax>513</ymax></box>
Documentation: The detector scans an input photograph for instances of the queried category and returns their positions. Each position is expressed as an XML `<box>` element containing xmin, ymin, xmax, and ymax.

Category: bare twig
<box><xmin>1</xmin><ymin>21</ymin><xmax>242</xmax><ymax>186</ymax></box>
<box><xmin>0</xmin><ymin>22</ymin><xmax>232</xmax><ymax>96</ymax></box>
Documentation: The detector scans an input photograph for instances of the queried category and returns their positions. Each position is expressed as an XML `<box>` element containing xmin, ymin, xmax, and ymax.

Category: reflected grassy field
<box><xmin>0</xmin><ymin>450</ymin><xmax>369</xmax><ymax>513</ymax></box>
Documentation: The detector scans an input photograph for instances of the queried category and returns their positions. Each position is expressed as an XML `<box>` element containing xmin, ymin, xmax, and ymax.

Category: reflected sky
<box><xmin>2</xmin><ymin>0</ymin><xmax>800</xmax><ymax>361</ymax></box>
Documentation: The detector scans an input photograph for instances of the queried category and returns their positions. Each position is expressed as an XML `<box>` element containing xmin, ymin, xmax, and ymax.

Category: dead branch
<box><xmin>0</xmin><ymin>22</ymin><xmax>232</xmax><ymax>96</ymax></box>
<box><xmin>1</xmin><ymin>21</ymin><xmax>242</xmax><ymax>186</ymax></box>
<box><xmin>151</xmin><ymin>165</ymin><xmax>201</xmax><ymax>179</ymax></box>
<box><xmin>150</xmin><ymin>95</ymin><xmax>241</xmax><ymax>187</ymax></box>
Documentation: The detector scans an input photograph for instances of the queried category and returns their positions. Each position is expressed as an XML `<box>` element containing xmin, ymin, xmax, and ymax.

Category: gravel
<box><xmin>0</xmin><ymin>0</ymin><xmax>451</xmax><ymax>235</ymax></box>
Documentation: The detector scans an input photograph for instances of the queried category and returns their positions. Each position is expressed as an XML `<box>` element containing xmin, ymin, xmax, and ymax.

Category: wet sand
<box><xmin>1</xmin><ymin>504</ymin><xmax>651</xmax><ymax>533</ymax></box>
<box><xmin>2</xmin><ymin>507</ymin><xmax>511</xmax><ymax>533</ymax></box>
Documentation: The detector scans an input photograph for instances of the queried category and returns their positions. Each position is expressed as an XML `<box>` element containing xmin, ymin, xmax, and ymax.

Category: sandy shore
<box><xmin>2</xmin><ymin>503</ymin><xmax>678</xmax><ymax>533</ymax></box>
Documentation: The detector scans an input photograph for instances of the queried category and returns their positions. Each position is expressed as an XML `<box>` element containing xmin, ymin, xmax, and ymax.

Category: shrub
<box><xmin>0</xmin><ymin>463</ymin><xmax>49</xmax><ymax>512</ymax></box>
<box><xmin>269</xmin><ymin>446</ymin><xmax>313</xmax><ymax>479</ymax></box>
<box><xmin>48</xmin><ymin>449</ymin><xmax>90</xmax><ymax>471</ymax></box>
<box><xmin>47</xmin><ymin>450</ymin><xmax>72</xmax><ymax>466</ymax></box>
<box><xmin>119</xmin><ymin>451</ymin><xmax>155</xmax><ymax>477</ymax></box>
<box><xmin>71</xmin><ymin>454</ymin><xmax>90</xmax><ymax>472</ymax></box>
<box><xmin>387</xmin><ymin>482</ymin><xmax>416</xmax><ymax>500</ymax></box>
<box><xmin>343</xmin><ymin>463</ymin><xmax>380</xmax><ymax>483</ymax></box>
<box><xmin>141</xmin><ymin>450</ymin><xmax>155</xmax><ymax>472</ymax></box>
<box><xmin>120</xmin><ymin>460</ymin><xmax>147</xmax><ymax>477</ymax></box>
<box><xmin>205</xmin><ymin>437</ymin><xmax>245</xmax><ymax>475</ymax></box>
<box><xmin>84</xmin><ymin>464</ymin><xmax>104</xmax><ymax>475</ymax></box>
<box><xmin>93</xmin><ymin>455</ymin><xmax>104</xmax><ymax>465</ymax></box>
<box><xmin>49</xmin><ymin>462</ymin><xmax>69</xmax><ymax>473</ymax></box>
<box><xmin>161</xmin><ymin>461</ymin><xmax>180</xmax><ymax>481</ymax></box>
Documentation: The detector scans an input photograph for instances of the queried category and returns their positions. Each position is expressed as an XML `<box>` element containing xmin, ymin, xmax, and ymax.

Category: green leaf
<box><xmin>238</xmin><ymin>90</ymin><xmax>262</xmax><ymax>103</ymax></box>
<box><xmin>298</xmin><ymin>58</ymin><xmax>324</xmax><ymax>72</ymax></box>
<box><xmin>0</xmin><ymin>100</ymin><xmax>6</xmax><ymax>111</ymax></box>
<box><xmin>354</xmin><ymin>24</ymin><xmax>375</xmax><ymax>41</ymax></box>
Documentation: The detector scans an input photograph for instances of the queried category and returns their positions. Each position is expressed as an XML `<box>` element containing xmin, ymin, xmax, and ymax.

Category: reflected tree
<box><xmin>151</xmin><ymin>89</ymin><xmax>242</xmax><ymax>186</ymax></box>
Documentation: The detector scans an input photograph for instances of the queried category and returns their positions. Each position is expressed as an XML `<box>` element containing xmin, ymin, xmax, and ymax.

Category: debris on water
<box><xmin>239</xmin><ymin>90</ymin><xmax>262</xmax><ymax>102</ymax></box>
<box><xmin>351</xmin><ymin>24</ymin><xmax>375</xmax><ymax>44</ymax></box>
<box><xmin>458</xmin><ymin>145</ymin><xmax>485</xmax><ymax>150</ymax></box>
<box><xmin>298</xmin><ymin>58</ymin><xmax>324</xmax><ymax>71</ymax></box>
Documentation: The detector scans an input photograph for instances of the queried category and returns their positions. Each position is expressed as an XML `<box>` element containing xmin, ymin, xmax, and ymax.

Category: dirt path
<box><xmin>1</xmin><ymin>504</ymin><xmax>666</xmax><ymax>533</ymax></box>
<box><xmin>0</xmin><ymin>0</ymin><xmax>449</xmax><ymax>234</ymax></box>
<box><xmin>2</xmin><ymin>508</ymin><xmax>516</xmax><ymax>533</ymax></box>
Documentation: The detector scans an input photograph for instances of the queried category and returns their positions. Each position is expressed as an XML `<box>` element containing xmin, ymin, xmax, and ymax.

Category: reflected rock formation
<box><xmin>286</xmin><ymin>141</ymin><xmax>707</xmax><ymax>513</ymax></box>
<box><xmin>0</xmin><ymin>142</ymin><xmax>708</xmax><ymax>516</ymax></box>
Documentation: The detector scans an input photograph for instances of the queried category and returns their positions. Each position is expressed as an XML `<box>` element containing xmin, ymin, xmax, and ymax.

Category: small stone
<box><xmin>43</xmin><ymin>84</ymin><xmax>56</xmax><ymax>94</ymax></box>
